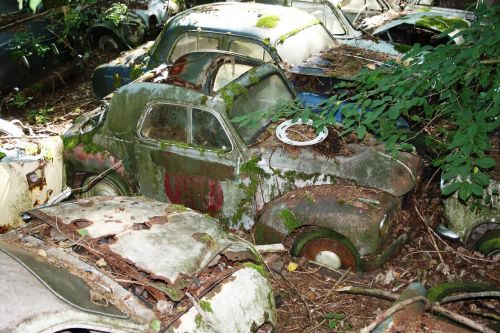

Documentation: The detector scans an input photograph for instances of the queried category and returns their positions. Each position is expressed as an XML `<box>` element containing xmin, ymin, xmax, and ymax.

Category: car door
<box><xmin>134</xmin><ymin>102</ymin><xmax>245</xmax><ymax>218</ymax></box>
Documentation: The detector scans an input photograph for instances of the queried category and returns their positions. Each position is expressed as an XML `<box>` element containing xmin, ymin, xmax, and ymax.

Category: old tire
<box><xmin>80</xmin><ymin>175</ymin><xmax>129</xmax><ymax>198</ymax></box>
<box><xmin>474</xmin><ymin>229</ymin><xmax>500</xmax><ymax>258</ymax></box>
<box><xmin>98</xmin><ymin>34</ymin><xmax>122</xmax><ymax>52</ymax></box>
<box><xmin>290</xmin><ymin>228</ymin><xmax>360</xmax><ymax>270</ymax></box>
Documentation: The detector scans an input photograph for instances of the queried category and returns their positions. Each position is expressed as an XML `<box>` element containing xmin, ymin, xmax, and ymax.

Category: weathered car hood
<box><xmin>253</xmin><ymin>136</ymin><xmax>421</xmax><ymax>198</ymax></box>
<box><xmin>368</xmin><ymin>10</ymin><xmax>470</xmax><ymax>35</ymax></box>
<box><xmin>288</xmin><ymin>42</ymin><xmax>394</xmax><ymax>79</ymax></box>
<box><xmin>28</xmin><ymin>196</ymin><xmax>257</xmax><ymax>301</ymax></box>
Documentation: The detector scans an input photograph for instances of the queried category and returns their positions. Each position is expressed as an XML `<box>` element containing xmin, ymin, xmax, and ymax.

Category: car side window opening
<box><xmin>230</xmin><ymin>75</ymin><xmax>294</xmax><ymax>145</ymax></box>
<box><xmin>212</xmin><ymin>62</ymin><xmax>254</xmax><ymax>92</ymax></box>
<box><xmin>169</xmin><ymin>33</ymin><xmax>219</xmax><ymax>62</ymax></box>
<box><xmin>141</xmin><ymin>103</ymin><xmax>231</xmax><ymax>152</ymax></box>
<box><xmin>192</xmin><ymin>109</ymin><xmax>232</xmax><ymax>151</ymax></box>
<box><xmin>141</xmin><ymin>104</ymin><xmax>188</xmax><ymax>143</ymax></box>
<box><xmin>229</xmin><ymin>40</ymin><xmax>273</xmax><ymax>62</ymax></box>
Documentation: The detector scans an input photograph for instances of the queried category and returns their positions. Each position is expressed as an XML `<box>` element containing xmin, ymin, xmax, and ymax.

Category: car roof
<box><xmin>165</xmin><ymin>50</ymin><xmax>266</xmax><ymax>95</ymax></box>
<box><xmin>166</xmin><ymin>2</ymin><xmax>321</xmax><ymax>45</ymax></box>
<box><xmin>28</xmin><ymin>196</ymin><xmax>256</xmax><ymax>301</ymax></box>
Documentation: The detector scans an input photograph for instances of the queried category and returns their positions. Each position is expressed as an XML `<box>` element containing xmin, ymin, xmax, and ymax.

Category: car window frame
<box><xmin>167</xmin><ymin>32</ymin><xmax>222</xmax><ymax>63</ymax></box>
<box><xmin>227</xmin><ymin>72</ymin><xmax>296</xmax><ymax>146</ymax></box>
<box><xmin>137</xmin><ymin>101</ymin><xmax>235</xmax><ymax>154</ymax></box>
<box><xmin>227</xmin><ymin>39</ymin><xmax>274</xmax><ymax>63</ymax></box>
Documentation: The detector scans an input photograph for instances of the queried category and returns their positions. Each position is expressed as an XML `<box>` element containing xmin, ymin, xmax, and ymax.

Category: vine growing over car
<box><xmin>236</xmin><ymin>5</ymin><xmax>499</xmax><ymax>202</ymax></box>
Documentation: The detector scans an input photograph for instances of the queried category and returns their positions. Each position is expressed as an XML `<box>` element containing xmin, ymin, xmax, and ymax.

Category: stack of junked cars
<box><xmin>0</xmin><ymin>2</ymin><xmax>496</xmax><ymax>333</ymax></box>
<box><xmin>68</xmin><ymin>2</ymin><xmax>425</xmax><ymax>272</ymax></box>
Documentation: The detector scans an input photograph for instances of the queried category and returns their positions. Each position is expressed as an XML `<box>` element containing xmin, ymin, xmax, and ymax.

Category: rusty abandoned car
<box><xmin>91</xmin><ymin>2</ymin><xmax>396</xmax><ymax>99</ymax></box>
<box><xmin>85</xmin><ymin>0</ymin><xmax>180</xmax><ymax>52</ymax></box>
<box><xmin>64</xmin><ymin>50</ymin><xmax>422</xmax><ymax>271</ymax></box>
<box><xmin>91</xmin><ymin>0</ymin><xmax>472</xmax><ymax>99</ymax></box>
<box><xmin>0</xmin><ymin>196</ymin><xmax>276</xmax><ymax>332</ymax></box>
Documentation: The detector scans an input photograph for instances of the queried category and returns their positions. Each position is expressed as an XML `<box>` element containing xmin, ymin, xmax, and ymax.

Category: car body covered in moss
<box><xmin>255</xmin><ymin>0</ymin><xmax>470</xmax><ymax>54</ymax></box>
<box><xmin>337</xmin><ymin>0</ymin><xmax>472</xmax><ymax>47</ymax></box>
<box><xmin>0</xmin><ymin>196</ymin><xmax>276</xmax><ymax>332</ymax></box>
<box><xmin>0</xmin><ymin>119</ymin><xmax>65</xmax><ymax>230</ymax></box>
<box><xmin>437</xmin><ymin>149</ymin><xmax>499</xmax><ymax>258</ymax></box>
<box><xmin>91</xmin><ymin>2</ymin><xmax>397</xmax><ymax>99</ymax></box>
<box><xmin>66</xmin><ymin>53</ymin><xmax>422</xmax><ymax>270</ymax></box>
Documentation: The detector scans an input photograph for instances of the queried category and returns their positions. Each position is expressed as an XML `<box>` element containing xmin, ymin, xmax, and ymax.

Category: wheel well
<box><xmin>466</xmin><ymin>222</ymin><xmax>500</xmax><ymax>246</ymax></box>
<box><xmin>89</xmin><ymin>27</ymin><xmax>123</xmax><ymax>48</ymax></box>
<box><xmin>74</xmin><ymin>171</ymin><xmax>132</xmax><ymax>196</ymax></box>
<box><xmin>287</xmin><ymin>225</ymin><xmax>362</xmax><ymax>269</ymax></box>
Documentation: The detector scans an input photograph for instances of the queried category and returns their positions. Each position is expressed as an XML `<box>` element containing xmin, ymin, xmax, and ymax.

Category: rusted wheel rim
<box><xmin>301</xmin><ymin>238</ymin><xmax>356</xmax><ymax>269</ymax></box>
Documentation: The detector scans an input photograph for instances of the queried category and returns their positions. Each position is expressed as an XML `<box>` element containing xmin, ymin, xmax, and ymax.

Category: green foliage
<box><xmin>11</xmin><ymin>32</ymin><xmax>50</xmax><ymax>58</ymax></box>
<box><xmin>7</xmin><ymin>92</ymin><xmax>32</xmax><ymax>108</ymax></box>
<box><xmin>27</xmin><ymin>107</ymin><xmax>53</xmax><ymax>125</ymax></box>
<box><xmin>220</xmin><ymin>82</ymin><xmax>248</xmax><ymax>111</ymax></box>
<box><xmin>149</xmin><ymin>319</ymin><xmax>161</xmax><ymax>332</ymax></box>
<box><xmin>259</xmin><ymin>6</ymin><xmax>499</xmax><ymax>202</ymax></box>
<box><xmin>324</xmin><ymin>312</ymin><xmax>351</xmax><ymax>331</ymax></box>
<box><xmin>104</xmin><ymin>3</ymin><xmax>128</xmax><ymax>26</ymax></box>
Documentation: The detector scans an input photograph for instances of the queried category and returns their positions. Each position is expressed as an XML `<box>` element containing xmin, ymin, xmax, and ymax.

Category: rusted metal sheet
<box><xmin>23</xmin><ymin>196</ymin><xmax>276</xmax><ymax>331</ymax></box>
<box><xmin>29</xmin><ymin>196</ymin><xmax>261</xmax><ymax>299</ymax></box>
<box><xmin>1</xmin><ymin>135</ymin><xmax>64</xmax><ymax>228</ymax></box>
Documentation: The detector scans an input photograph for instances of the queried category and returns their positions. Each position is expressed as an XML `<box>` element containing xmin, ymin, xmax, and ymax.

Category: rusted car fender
<box><xmin>254</xmin><ymin>184</ymin><xmax>405</xmax><ymax>270</ymax></box>
<box><xmin>64</xmin><ymin>145</ymin><xmax>134</xmax><ymax>196</ymax></box>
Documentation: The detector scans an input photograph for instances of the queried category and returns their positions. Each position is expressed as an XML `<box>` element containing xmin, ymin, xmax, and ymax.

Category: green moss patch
<box><xmin>416</xmin><ymin>15</ymin><xmax>468</xmax><ymax>32</ymax></box>
<box><xmin>279</xmin><ymin>208</ymin><xmax>301</xmax><ymax>233</ymax></box>
<box><xmin>244</xmin><ymin>262</ymin><xmax>268</xmax><ymax>277</ymax></box>
<box><xmin>256</xmin><ymin>15</ymin><xmax>280</xmax><ymax>28</ymax></box>
<box><xmin>199</xmin><ymin>299</ymin><xmax>213</xmax><ymax>313</ymax></box>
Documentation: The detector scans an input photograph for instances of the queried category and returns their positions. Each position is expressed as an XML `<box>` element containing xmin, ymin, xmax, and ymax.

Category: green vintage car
<box><xmin>65</xmin><ymin>51</ymin><xmax>422</xmax><ymax>271</ymax></box>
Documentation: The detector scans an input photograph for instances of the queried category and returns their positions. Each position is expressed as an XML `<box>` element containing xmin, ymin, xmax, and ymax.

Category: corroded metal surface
<box><xmin>1</xmin><ymin>135</ymin><xmax>64</xmax><ymax>227</ymax></box>
<box><xmin>29</xmin><ymin>197</ymin><xmax>254</xmax><ymax>289</ymax></box>
<box><xmin>14</xmin><ymin>196</ymin><xmax>276</xmax><ymax>331</ymax></box>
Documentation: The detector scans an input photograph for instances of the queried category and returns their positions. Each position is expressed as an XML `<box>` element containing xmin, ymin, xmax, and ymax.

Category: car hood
<box><xmin>251</xmin><ymin>132</ymin><xmax>422</xmax><ymax>198</ymax></box>
<box><xmin>288</xmin><ymin>42</ymin><xmax>394</xmax><ymax>79</ymax></box>
<box><xmin>368</xmin><ymin>10</ymin><xmax>470</xmax><ymax>35</ymax></box>
<box><xmin>28</xmin><ymin>196</ymin><xmax>258</xmax><ymax>301</ymax></box>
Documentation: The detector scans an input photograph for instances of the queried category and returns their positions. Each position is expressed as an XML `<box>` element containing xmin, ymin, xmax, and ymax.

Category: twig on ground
<box><xmin>360</xmin><ymin>296</ymin><xmax>429</xmax><ymax>333</ymax></box>
<box><xmin>320</xmin><ymin>268</ymin><xmax>351</xmax><ymax>305</ymax></box>
<box><xmin>276</xmin><ymin>270</ymin><xmax>313</xmax><ymax>325</ymax></box>
<box><xmin>336</xmin><ymin>286</ymin><xmax>398</xmax><ymax>301</ymax></box>
<box><xmin>414</xmin><ymin>199</ymin><xmax>445</xmax><ymax>264</ymax></box>
<box><xmin>439</xmin><ymin>291</ymin><xmax>500</xmax><ymax>304</ymax></box>
<box><xmin>304</xmin><ymin>318</ymin><xmax>326</xmax><ymax>333</ymax></box>
<box><xmin>468</xmin><ymin>310</ymin><xmax>500</xmax><ymax>322</ymax></box>
<box><xmin>430</xmin><ymin>304</ymin><xmax>496</xmax><ymax>333</ymax></box>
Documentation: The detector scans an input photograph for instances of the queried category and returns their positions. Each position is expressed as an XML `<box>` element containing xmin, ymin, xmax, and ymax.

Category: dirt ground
<box><xmin>1</xmin><ymin>50</ymin><xmax>499</xmax><ymax>333</ymax></box>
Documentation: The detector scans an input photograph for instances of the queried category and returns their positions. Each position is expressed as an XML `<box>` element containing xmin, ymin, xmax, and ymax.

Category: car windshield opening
<box><xmin>230</xmin><ymin>75</ymin><xmax>294</xmax><ymax>145</ymax></box>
